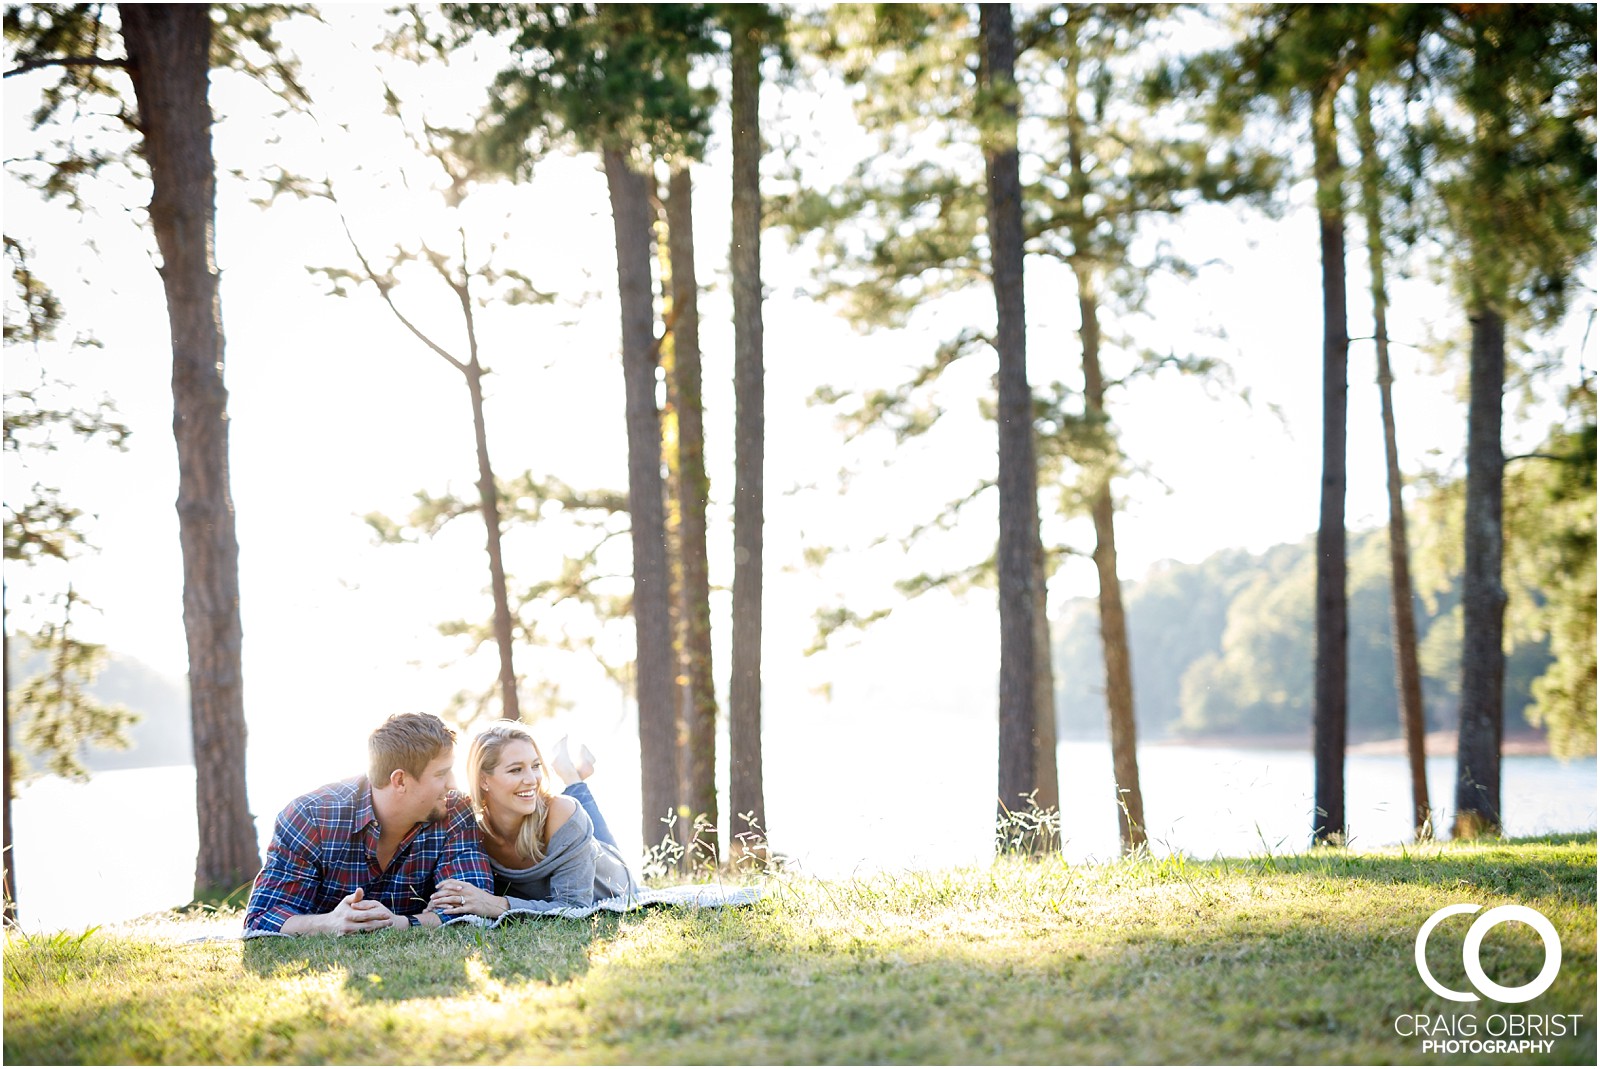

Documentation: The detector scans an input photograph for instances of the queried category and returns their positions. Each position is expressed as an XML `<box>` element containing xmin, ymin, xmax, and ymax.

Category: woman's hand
<box><xmin>428</xmin><ymin>879</ymin><xmax>509</xmax><ymax>919</ymax></box>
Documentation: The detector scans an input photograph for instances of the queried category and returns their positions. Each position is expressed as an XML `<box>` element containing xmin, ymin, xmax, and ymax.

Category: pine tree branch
<box><xmin>4</xmin><ymin>55</ymin><xmax>127</xmax><ymax>79</ymax></box>
<box><xmin>326</xmin><ymin>182</ymin><xmax>468</xmax><ymax>375</ymax></box>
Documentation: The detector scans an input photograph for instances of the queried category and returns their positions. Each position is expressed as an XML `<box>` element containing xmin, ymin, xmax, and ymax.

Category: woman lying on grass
<box><xmin>428</xmin><ymin>721</ymin><xmax>638</xmax><ymax>919</ymax></box>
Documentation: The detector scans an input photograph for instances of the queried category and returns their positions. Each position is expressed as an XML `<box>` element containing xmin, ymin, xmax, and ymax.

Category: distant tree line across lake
<box><xmin>1054</xmin><ymin>529</ymin><xmax>1548</xmax><ymax>744</ymax></box>
<box><xmin>1057</xmin><ymin>406</ymin><xmax>1595</xmax><ymax>757</ymax></box>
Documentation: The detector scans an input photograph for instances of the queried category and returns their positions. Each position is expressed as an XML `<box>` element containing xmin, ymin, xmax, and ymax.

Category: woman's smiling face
<box><xmin>481</xmin><ymin>737</ymin><xmax>545</xmax><ymax>819</ymax></box>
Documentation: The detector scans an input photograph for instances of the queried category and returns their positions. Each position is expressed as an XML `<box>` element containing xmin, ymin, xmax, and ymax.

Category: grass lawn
<box><xmin>4</xmin><ymin>834</ymin><xmax>1595</xmax><ymax>1065</ymax></box>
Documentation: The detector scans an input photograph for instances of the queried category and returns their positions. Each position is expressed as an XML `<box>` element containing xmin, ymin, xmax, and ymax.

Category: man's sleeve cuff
<box><xmin>242</xmin><ymin>906</ymin><xmax>294</xmax><ymax>936</ymax></box>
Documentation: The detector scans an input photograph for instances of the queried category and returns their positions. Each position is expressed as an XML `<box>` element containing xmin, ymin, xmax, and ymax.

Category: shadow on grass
<box><xmin>238</xmin><ymin>913</ymin><xmax>621</xmax><ymax>1001</ymax></box>
<box><xmin>573</xmin><ymin>850</ymin><xmax>1596</xmax><ymax>1065</ymax></box>
<box><xmin>7</xmin><ymin>915</ymin><xmax>633</xmax><ymax>1062</ymax></box>
<box><xmin>1172</xmin><ymin>834</ymin><xmax>1598</xmax><ymax>903</ymax></box>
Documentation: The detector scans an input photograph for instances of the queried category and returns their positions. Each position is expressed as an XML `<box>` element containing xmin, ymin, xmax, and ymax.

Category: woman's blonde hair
<box><xmin>467</xmin><ymin>720</ymin><xmax>559</xmax><ymax>864</ymax></box>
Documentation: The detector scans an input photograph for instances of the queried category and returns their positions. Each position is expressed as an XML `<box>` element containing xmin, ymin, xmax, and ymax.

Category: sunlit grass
<box><xmin>4</xmin><ymin>834</ymin><xmax>1594</xmax><ymax>1065</ymax></box>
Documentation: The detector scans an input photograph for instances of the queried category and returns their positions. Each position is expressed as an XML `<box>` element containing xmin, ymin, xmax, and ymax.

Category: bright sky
<box><xmin>4</xmin><ymin>6</ymin><xmax>1593</xmax><ymax>792</ymax></box>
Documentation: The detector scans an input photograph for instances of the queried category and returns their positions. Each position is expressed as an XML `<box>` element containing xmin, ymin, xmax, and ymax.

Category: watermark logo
<box><xmin>1414</xmin><ymin>903</ymin><xmax>1563</xmax><ymax>1004</ymax></box>
<box><xmin>1394</xmin><ymin>904</ymin><xmax>1579</xmax><ymax>1057</ymax></box>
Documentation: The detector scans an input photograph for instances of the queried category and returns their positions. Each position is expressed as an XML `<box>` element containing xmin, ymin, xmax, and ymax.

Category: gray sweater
<box><xmin>490</xmin><ymin>803</ymin><xmax>638</xmax><ymax>911</ymax></box>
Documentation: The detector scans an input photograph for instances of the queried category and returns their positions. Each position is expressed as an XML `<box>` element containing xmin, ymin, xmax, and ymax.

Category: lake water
<box><xmin>9</xmin><ymin>735</ymin><xmax>1594</xmax><ymax>933</ymax></box>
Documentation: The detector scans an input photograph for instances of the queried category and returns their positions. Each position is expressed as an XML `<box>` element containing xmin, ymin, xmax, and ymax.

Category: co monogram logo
<box><xmin>1414</xmin><ymin>904</ymin><xmax>1562</xmax><ymax>1004</ymax></box>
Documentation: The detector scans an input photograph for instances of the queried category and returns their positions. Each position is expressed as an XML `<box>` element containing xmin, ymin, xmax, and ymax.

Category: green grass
<box><xmin>4</xmin><ymin>835</ymin><xmax>1595</xmax><ymax>1065</ymax></box>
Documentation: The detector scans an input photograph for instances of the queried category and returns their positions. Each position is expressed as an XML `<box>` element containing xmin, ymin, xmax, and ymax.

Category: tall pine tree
<box><xmin>6</xmin><ymin>2</ymin><xmax>266</xmax><ymax>894</ymax></box>
<box><xmin>443</xmin><ymin>3</ymin><xmax>719</xmax><ymax>849</ymax></box>
<box><xmin>1421</xmin><ymin>4</ymin><xmax>1596</xmax><ymax>836</ymax></box>
<box><xmin>979</xmin><ymin>3</ymin><xmax>1041</xmax><ymax>845</ymax></box>
<box><xmin>725</xmin><ymin>3</ymin><xmax>780</xmax><ymax>862</ymax></box>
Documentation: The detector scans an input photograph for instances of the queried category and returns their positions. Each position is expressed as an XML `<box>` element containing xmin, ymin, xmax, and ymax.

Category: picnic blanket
<box><xmin>444</xmin><ymin>882</ymin><xmax>767</xmax><ymax>928</ymax></box>
<box><xmin>236</xmin><ymin>882</ymin><xmax>765</xmax><ymax>939</ymax></box>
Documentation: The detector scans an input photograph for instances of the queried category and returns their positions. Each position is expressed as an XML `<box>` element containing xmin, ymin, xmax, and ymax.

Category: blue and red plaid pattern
<box><xmin>244</xmin><ymin>776</ymin><xmax>493</xmax><ymax>933</ymax></box>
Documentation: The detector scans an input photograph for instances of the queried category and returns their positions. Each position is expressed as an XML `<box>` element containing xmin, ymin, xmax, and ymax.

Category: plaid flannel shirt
<box><xmin>244</xmin><ymin>776</ymin><xmax>493</xmax><ymax>934</ymax></box>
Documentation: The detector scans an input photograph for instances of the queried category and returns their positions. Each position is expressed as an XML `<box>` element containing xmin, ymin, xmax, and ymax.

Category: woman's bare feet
<box><xmin>551</xmin><ymin>736</ymin><xmax>596</xmax><ymax>784</ymax></box>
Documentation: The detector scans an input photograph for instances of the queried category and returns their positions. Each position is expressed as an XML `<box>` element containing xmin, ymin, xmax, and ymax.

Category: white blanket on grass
<box><xmin>234</xmin><ymin>883</ymin><xmax>765</xmax><ymax>939</ymax></box>
<box><xmin>444</xmin><ymin>882</ymin><xmax>766</xmax><ymax>927</ymax></box>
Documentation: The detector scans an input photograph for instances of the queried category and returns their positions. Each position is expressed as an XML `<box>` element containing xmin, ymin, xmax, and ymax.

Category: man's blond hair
<box><xmin>368</xmin><ymin>712</ymin><xmax>455</xmax><ymax>786</ymax></box>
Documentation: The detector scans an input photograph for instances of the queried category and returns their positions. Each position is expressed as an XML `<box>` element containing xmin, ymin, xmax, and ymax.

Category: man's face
<box><xmin>412</xmin><ymin>746</ymin><xmax>458</xmax><ymax>824</ymax></box>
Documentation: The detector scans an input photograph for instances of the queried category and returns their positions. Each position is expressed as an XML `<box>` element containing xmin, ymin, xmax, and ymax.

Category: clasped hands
<box><xmin>313</xmin><ymin>881</ymin><xmax>506</xmax><ymax>935</ymax></box>
<box><xmin>427</xmin><ymin>879</ymin><xmax>508</xmax><ymax>919</ymax></box>
<box><xmin>320</xmin><ymin>886</ymin><xmax>415</xmax><ymax>934</ymax></box>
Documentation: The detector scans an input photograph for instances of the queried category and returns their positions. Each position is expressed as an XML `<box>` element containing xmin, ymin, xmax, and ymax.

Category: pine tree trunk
<box><xmin>603</xmin><ymin>146</ymin><xmax>677</xmax><ymax>855</ymax></box>
<box><xmin>1031</xmin><ymin>531</ymin><xmax>1060</xmax><ymax>837</ymax></box>
<box><xmin>980</xmin><ymin>4</ymin><xmax>1040</xmax><ymax>849</ymax></box>
<box><xmin>728</xmin><ymin>23</ymin><xmax>767</xmax><ymax>861</ymax></box>
<box><xmin>666</xmin><ymin>167</ymin><xmax>719</xmax><ymax>866</ymax></box>
<box><xmin>1062</xmin><ymin>10</ymin><xmax>1143</xmax><ymax>854</ymax></box>
<box><xmin>1090</xmin><ymin>483</ymin><xmax>1147</xmax><ymax>853</ymax></box>
<box><xmin>1454</xmin><ymin>307</ymin><xmax>1506</xmax><ymax>837</ymax></box>
<box><xmin>1356</xmin><ymin>72</ymin><xmax>1429</xmax><ymax>839</ymax></box>
<box><xmin>121</xmin><ymin>3</ymin><xmax>259</xmax><ymax>895</ymax></box>
<box><xmin>464</xmin><ymin>359</ymin><xmax>519</xmax><ymax>722</ymax></box>
<box><xmin>1310</xmin><ymin>77</ymin><xmax>1350</xmax><ymax>847</ymax></box>
<box><xmin>655</xmin><ymin>191</ymin><xmax>687</xmax><ymax>845</ymax></box>
<box><xmin>1452</xmin><ymin>21</ymin><xmax>1515</xmax><ymax>841</ymax></box>
<box><xmin>1082</xmin><ymin>279</ymin><xmax>1146</xmax><ymax>853</ymax></box>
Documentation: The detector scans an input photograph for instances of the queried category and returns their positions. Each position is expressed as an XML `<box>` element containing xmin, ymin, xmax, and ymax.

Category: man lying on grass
<box><xmin>243</xmin><ymin>712</ymin><xmax>493</xmax><ymax>936</ymax></box>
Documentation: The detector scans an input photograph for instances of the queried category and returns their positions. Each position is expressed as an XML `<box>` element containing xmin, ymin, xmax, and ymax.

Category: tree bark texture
<box><xmin>1310</xmin><ymin>79</ymin><xmax>1349</xmax><ymax>846</ymax></box>
<box><xmin>655</xmin><ymin>201</ymin><xmax>687</xmax><ymax>846</ymax></box>
<box><xmin>1454</xmin><ymin>308</ymin><xmax>1506</xmax><ymax>837</ymax></box>
<box><xmin>666</xmin><ymin>167</ymin><xmax>719</xmax><ymax>865</ymax></box>
<box><xmin>980</xmin><ymin>4</ymin><xmax>1040</xmax><ymax>843</ymax></box>
<box><xmin>1075</xmin><ymin>293</ymin><xmax>1149</xmax><ymax>851</ymax></box>
<box><xmin>464</xmin><ymin>359</ymin><xmax>520</xmax><ymax>722</ymax></box>
<box><xmin>121</xmin><ymin>3</ymin><xmax>259</xmax><ymax>893</ymax></box>
<box><xmin>1356</xmin><ymin>72</ymin><xmax>1429</xmax><ymax>839</ymax></box>
<box><xmin>1452</xmin><ymin>16</ymin><xmax>1518</xmax><ymax>840</ymax></box>
<box><xmin>603</xmin><ymin>147</ymin><xmax>677</xmax><ymax>854</ymax></box>
<box><xmin>1063</xmin><ymin>19</ymin><xmax>1144</xmax><ymax>854</ymax></box>
<box><xmin>728</xmin><ymin>23</ymin><xmax>768</xmax><ymax>861</ymax></box>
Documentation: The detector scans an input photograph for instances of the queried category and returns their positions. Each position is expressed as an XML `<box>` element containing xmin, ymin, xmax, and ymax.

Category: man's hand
<box><xmin>330</xmin><ymin>887</ymin><xmax>398</xmax><ymax>934</ymax></box>
<box><xmin>280</xmin><ymin>887</ymin><xmax>398</xmax><ymax>936</ymax></box>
